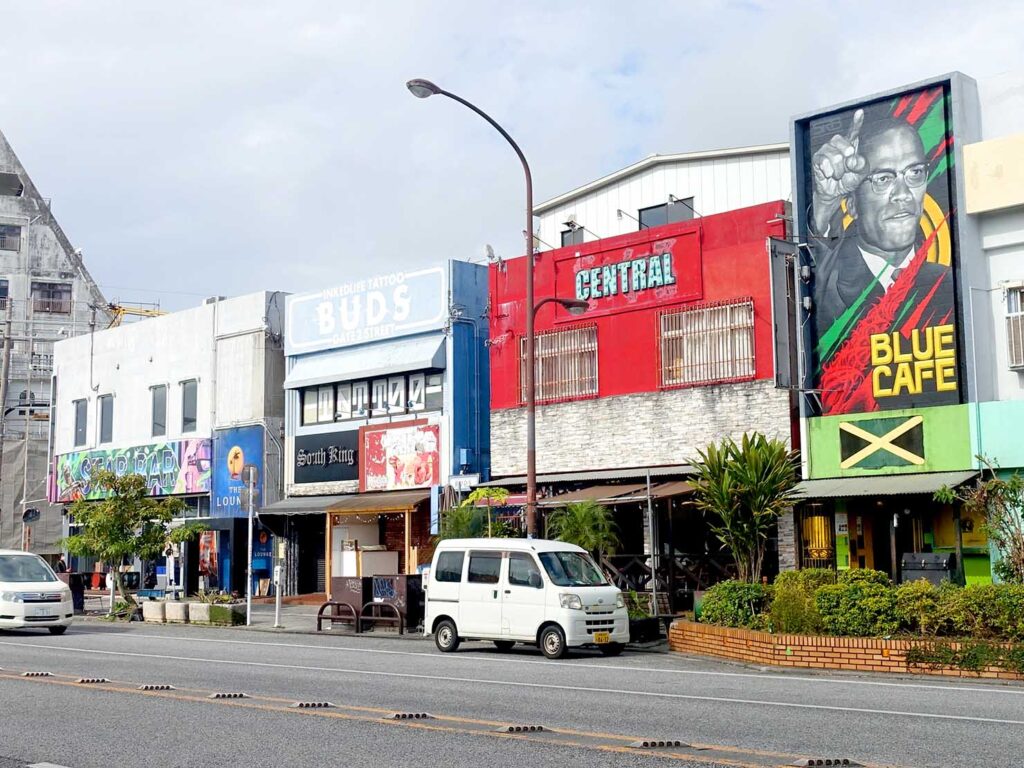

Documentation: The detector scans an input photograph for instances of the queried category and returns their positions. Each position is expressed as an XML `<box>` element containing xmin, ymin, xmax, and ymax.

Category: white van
<box><xmin>424</xmin><ymin>538</ymin><xmax>629</xmax><ymax>659</ymax></box>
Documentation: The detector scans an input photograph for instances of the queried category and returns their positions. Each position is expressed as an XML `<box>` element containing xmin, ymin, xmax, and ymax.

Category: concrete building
<box><xmin>263</xmin><ymin>261</ymin><xmax>489</xmax><ymax>597</ymax></box>
<box><xmin>50</xmin><ymin>291</ymin><xmax>285</xmax><ymax>594</ymax></box>
<box><xmin>0</xmin><ymin>129</ymin><xmax>110</xmax><ymax>556</ymax></box>
<box><xmin>792</xmin><ymin>71</ymin><xmax>1024</xmax><ymax>584</ymax></box>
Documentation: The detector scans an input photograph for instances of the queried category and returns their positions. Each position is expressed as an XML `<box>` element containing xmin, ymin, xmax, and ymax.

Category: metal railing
<box><xmin>1007</xmin><ymin>304</ymin><xmax>1024</xmax><ymax>369</ymax></box>
<box><xmin>600</xmin><ymin>552</ymin><xmax>736</xmax><ymax>609</ymax></box>
<box><xmin>660</xmin><ymin>299</ymin><xmax>755</xmax><ymax>387</ymax></box>
<box><xmin>520</xmin><ymin>323</ymin><xmax>598</xmax><ymax>403</ymax></box>
<box><xmin>32</xmin><ymin>297</ymin><xmax>72</xmax><ymax>314</ymax></box>
<box><xmin>0</xmin><ymin>233</ymin><xmax>20</xmax><ymax>251</ymax></box>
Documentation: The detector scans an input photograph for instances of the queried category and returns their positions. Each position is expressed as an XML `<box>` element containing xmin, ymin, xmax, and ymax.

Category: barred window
<box><xmin>520</xmin><ymin>324</ymin><xmax>598</xmax><ymax>404</ymax></box>
<box><xmin>1007</xmin><ymin>286</ymin><xmax>1024</xmax><ymax>369</ymax></box>
<box><xmin>660</xmin><ymin>299</ymin><xmax>755</xmax><ymax>387</ymax></box>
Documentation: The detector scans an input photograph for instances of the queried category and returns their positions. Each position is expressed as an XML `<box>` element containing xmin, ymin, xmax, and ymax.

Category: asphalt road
<box><xmin>0</xmin><ymin>622</ymin><xmax>1022</xmax><ymax>768</ymax></box>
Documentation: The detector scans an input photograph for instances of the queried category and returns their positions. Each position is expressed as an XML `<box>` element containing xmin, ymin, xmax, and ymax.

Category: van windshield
<box><xmin>538</xmin><ymin>551</ymin><xmax>607</xmax><ymax>587</ymax></box>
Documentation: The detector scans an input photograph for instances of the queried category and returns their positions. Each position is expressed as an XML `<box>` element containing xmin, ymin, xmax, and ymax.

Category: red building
<box><xmin>487</xmin><ymin>201</ymin><xmax>796</xmax><ymax>595</ymax></box>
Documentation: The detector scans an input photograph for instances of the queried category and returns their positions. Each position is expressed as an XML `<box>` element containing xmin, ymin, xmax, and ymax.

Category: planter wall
<box><xmin>141</xmin><ymin>601</ymin><xmax>166</xmax><ymax>623</ymax></box>
<box><xmin>188</xmin><ymin>602</ymin><xmax>211</xmax><ymax>624</ymax></box>
<box><xmin>208</xmin><ymin>604</ymin><xmax>245</xmax><ymax>626</ymax></box>
<box><xmin>165</xmin><ymin>602</ymin><xmax>189</xmax><ymax>623</ymax></box>
<box><xmin>669</xmin><ymin>620</ymin><xmax>1024</xmax><ymax>681</ymax></box>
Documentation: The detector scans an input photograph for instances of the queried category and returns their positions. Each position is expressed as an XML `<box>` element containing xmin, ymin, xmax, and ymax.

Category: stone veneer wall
<box><xmin>669</xmin><ymin>621</ymin><xmax>1024</xmax><ymax>681</ymax></box>
<box><xmin>490</xmin><ymin>379</ymin><xmax>791</xmax><ymax>477</ymax></box>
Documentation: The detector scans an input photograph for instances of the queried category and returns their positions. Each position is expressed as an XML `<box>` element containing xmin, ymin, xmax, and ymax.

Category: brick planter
<box><xmin>668</xmin><ymin>620</ymin><xmax>1024</xmax><ymax>681</ymax></box>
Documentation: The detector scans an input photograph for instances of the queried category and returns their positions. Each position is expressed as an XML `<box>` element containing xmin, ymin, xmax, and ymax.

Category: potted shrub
<box><xmin>626</xmin><ymin>590</ymin><xmax>661</xmax><ymax>643</ymax></box>
<box><xmin>189</xmin><ymin>590</ymin><xmax>244</xmax><ymax>625</ymax></box>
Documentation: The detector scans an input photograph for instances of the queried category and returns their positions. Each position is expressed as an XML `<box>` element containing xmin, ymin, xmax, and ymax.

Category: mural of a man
<box><xmin>811</xmin><ymin>108</ymin><xmax>946</xmax><ymax>338</ymax></box>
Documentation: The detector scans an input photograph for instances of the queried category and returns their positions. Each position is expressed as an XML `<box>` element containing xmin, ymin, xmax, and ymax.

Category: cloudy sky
<box><xmin>1</xmin><ymin>1</ymin><xmax>1021</xmax><ymax>310</ymax></box>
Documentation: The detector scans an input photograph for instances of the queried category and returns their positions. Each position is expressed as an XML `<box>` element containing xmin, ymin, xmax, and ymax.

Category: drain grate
<box><xmin>138</xmin><ymin>684</ymin><xmax>176</xmax><ymax>691</ymax></box>
<box><xmin>21</xmin><ymin>671</ymin><xmax>52</xmax><ymax>677</ymax></box>
<box><xmin>792</xmin><ymin>760</ymin><xmax>862</xmax><ymax>767</ymax></box>
<box><xmin>76</xmin><ymin>678</ymin><xmax>111</xmax><ymax>684</ymax></box>
<box><xmin>291</xmin><ymin>701</ymin><xmax>335</xmax><ymax>709</ymax></box>
<box><xmin>385</xmin><ymin>712</ymin><xmax>434</xmax><ymax>720</ymax></box>
<box><xmin>208</xmin><ymin>692</ymin><xmax>249</xmax><ymax>699</ymax></box>
<box><xmin>630</xmin><ymin>740</ymin><xmax>689</xmax><ymax>749</ymax></box>
<box><xmin>496</xmin><ymin>725</ymin><xmax>546</xmax><ymax>733</ymax></box>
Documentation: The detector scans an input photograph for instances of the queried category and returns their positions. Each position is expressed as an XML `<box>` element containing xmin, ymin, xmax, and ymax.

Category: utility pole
<box><xmin>0</xmin><ymin>297</ymin><xmax>12</xmax><ymax>545</ymax></box>
<box><xmin>243</xmin><ymin>463</ymin><xmax>258</xmax><ymax>627</ymax></box>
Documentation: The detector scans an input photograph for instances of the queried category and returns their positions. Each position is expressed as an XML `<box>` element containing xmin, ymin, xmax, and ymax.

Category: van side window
<box><xmin>467</xmin><ymin>552</ymin><xmax>502</xmax><ymax>584</ymax></box>
<box><xmin>435</xmin><ymin>551</ymin><xmax>465</xmax><ymax>583</ymax></box>
<box><xmin>508</xmin><ymin>552</ymin><xmax>542</xmax><ymax>587</ymax></box>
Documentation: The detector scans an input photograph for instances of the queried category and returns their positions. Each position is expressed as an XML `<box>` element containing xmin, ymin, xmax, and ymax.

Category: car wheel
<box><xmin>434</xmin><ymin>619</ymin><xmax>460</xmax><ymax>653</ymax></box>
<box><xmin>48</xmin><ymin>626</ymin><xmax>68</xmax><ymax>636</ymax></box>
<box><xmin>493</xmin><ymin>640</ymin><xmax>516</xmax><ymax>652</ymax></box>
<box><xmin>540</xmin><ymin>625</ymin><xmax>567</xmax><ymax>659</ymax></box>
<box><xmin>599</xmin><ymin>642</ymin><xmax>624</xmax><ymax>657</ymax></box>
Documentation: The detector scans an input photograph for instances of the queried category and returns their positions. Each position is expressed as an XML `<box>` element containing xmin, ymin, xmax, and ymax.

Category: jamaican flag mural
<box><xmin>800</xmin><ymin>84</ymin><xmax>960</xmax><ymax>416</ymax></box>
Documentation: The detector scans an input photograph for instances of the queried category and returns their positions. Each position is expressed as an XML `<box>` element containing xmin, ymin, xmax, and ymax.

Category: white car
<box><xmin>424</xmin><ymin>538</ymin><xmax>629</xmax><ymax>659</ymax></box>
<box><xmin>0</xmin><ymin>549</ymin><xmax>74</xmax><ymax>634</ymax></box>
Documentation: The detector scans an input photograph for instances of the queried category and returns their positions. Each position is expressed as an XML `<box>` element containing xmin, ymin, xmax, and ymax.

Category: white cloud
<box><xmin>0</xmin><ymin>0</ymin><xmax>1019</xmax><ymax>309</ymax></box>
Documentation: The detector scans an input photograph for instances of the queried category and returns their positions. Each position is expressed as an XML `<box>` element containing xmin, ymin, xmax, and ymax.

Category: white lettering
<box><xmin>366</xmin><ymin>291</ymin><xmax>388</xmax><ymax>326</ymax></box>
<box><xmin>316</xmin><ymin>302</ymin><xmax>335</xmax><ymax>335</ymax></box>
<box><xmin>392</xmin><ymin>285</ymin><xmax>411</xmax><ymax>322</ymax></box>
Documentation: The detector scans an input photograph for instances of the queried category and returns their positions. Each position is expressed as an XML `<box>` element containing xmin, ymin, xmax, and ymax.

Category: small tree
<box><xmin>63</xmin><ymin>470</ymin><xmax>207</xmax><ymax>613</ymax></box>
<box><xmin>546</xmin><ymin>500</ymin><xmax>619</xmax><ymax>561</ymax></box>
<box><xmin>438</xmin><ymin>487</ymin><xmax>514</xmax><ymax>540</ymax></box>
<box><xmin>690</xmin><ymin>433</ymin><xmax>799</xmax><ymax>583</ymax></box>
<box><xmin>935</xmin><ymin>459</ymin><xmax>1024</xmax><ymax>584</ymax></box>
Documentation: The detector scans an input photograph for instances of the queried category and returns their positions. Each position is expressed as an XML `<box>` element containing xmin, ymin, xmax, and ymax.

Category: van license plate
<box><xmin>593</xmin><ymin>631</ymin><xmax>611</xmax><ymax>644</ymax></box>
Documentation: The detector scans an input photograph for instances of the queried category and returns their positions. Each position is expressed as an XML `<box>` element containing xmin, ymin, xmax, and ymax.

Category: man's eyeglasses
<box><xmin>864</xmin><ymin>163</ymin><xmax>929</xmax><ymax>195</ymax></box>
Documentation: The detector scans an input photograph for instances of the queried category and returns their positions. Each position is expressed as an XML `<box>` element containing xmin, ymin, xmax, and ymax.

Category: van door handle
<box><xmin>504</xmin><ymin>590</ymin><xmax>511</xmax><ymax>594</ymax></box>
<box><xmin>493</xmin><ymin>590</ymin><xmax>498</xmax><ymax>599</ymax></box>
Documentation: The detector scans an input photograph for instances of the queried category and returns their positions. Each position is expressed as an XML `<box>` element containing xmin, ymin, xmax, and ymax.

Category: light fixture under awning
<box><xmin>794</xmin><ymin>471</ymin><xmax>978</xmax><ymax>499</ymax></box>
<box><xmin>285</xmin><ymin>333</ymin><xmax>446</xmax><ymax>390</ymax></box>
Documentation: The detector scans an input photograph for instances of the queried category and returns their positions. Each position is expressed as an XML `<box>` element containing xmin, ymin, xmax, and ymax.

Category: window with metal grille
<box><xmin>659</xmin><ymin>299</ymin><xmax>756</xmax><ymax>387</ymax></box>
<box><xmin>1007</xmin><ymin>286</ymin><xmax>1024</xmax><ymax>369</ymax></box>
<box><xmin>520</xmin><ymin>324</ymin><xmax>598</xmax><ymax>404</ymax></box>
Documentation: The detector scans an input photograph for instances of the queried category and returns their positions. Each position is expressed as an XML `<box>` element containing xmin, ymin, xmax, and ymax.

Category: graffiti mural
<box><xmin>53</xmin><ymin>438</ymin><xmax>213</xmax><ymax>502</ymax></box>
<box><xmin>360</xmin><ymin>420</ymin><xmax>440</xmax><ymax>492</ymax></box>
<box><xmin>799</xmin><ymin>84</ymin><xmax>960</xmax><ymax>416</ymax></box>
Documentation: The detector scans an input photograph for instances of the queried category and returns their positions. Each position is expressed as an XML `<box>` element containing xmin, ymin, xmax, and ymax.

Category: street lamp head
<box><xmin>560</xmin><ymin>299</ymin><xmax>589</xmax><ymax>317</ymax></box>
<box><xmin>406</xmin><ymin>78</ymin><xmax>441</xmax><ymax>99</ymax></box>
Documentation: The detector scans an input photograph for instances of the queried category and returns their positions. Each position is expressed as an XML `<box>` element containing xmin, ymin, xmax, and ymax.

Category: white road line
<box><xmin>2</xmin><ymin>639</ymin><xmax>1022</xmax><ymax>727</ymax></box>
<box><xmin>66</xmin><ymin>627</ymin><xmax>1024</xmax><ymax>697</ymax></box>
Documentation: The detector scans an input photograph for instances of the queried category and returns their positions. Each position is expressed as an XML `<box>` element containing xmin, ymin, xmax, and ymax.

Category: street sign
<box><xmin>449</xmin><ymin>474</ymin><xmax>480</xmax><ymax>493</ymax></box>
<box><xmin>240</xmin><ymin>487</ymin><xmax>261</xmax><ymax>510</ymax></box>
<box><xmin>22</xmin><ymin>508</ymin><xmax>40</xmax><ymax>523</ymax></box>
<box><xmin>242</xmin><ymin>464</ymin><xmax>260</xmax><ymax>485</ymax></box>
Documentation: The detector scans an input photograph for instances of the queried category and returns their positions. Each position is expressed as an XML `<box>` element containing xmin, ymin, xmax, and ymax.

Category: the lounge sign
<box><xmin>286</xmin><ymin>266</ymin><xmax>446</xmax><ymax>355</ymax></box>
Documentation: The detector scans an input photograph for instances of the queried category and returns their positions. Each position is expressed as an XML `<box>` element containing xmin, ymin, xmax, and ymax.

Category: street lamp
<box><xmin>408</xmin><ymin>78</ymin><xmax>572</xmax><ymax>538</ymax></box>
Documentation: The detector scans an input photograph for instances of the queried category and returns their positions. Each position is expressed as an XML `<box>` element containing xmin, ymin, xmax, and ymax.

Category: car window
<box><xmin>538</xmin><ymin>551</ymin><xmax>607</xmax><ymax>587</ymax></box>
<box><xmin>0</xmin><ymin>554</ymin><xmax>58</xmax><ymax>583</ymax></box>
<box><xmin>508</xmin><ymin>552</ymin><xmax>542</xmax><ymax>587</ymax></box>
<box><xmin>467</xmin><ymin>552</ymin><xmax>502</xmax><ymax>584</ymax></box>
<box><xmin>435</xmin><ymin>551</ymin><xmax>465</xmax><ymax>583</ymax></box>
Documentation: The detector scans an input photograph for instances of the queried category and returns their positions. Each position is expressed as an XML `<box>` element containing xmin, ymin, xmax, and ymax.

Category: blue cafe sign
<box><xmin>285</xmin><ymin>267</ymin><xmax>446</xmax><ymax>355</ymax></box>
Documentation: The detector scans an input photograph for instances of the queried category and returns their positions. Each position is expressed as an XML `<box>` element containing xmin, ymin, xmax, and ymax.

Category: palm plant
<box><xmin>546</xmin><ymin>500</ymin><xmax>620</xmax><ymax>560</ymax></box>
<box><xmin>690</xmin><ymin>433</ymin><xmax>799</xmax><ymax>583</ymax></box>
<box><xmin>437</xmin><ymin>487</ymin><xmax>514</xmax><ymax>540</ymax></box>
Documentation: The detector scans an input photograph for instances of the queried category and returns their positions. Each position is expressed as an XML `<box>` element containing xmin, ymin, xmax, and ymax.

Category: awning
<box><xmin>795</xmin><ymin>471</ymin><xmax>978</xmax><ymax>499</ymax></box>
<box><xmin>482</xmin><ymin>464</ymin><xmax>694</xmax><ymax>487</ymax></box>
<box><xmin>262</xmin><ymin>490</ymin><xmax>430</xmax><ymax>516</ymax></box>
<box><xmin>602</xmin><ymin>481</ymin><xmax>695</xmax><ymax>503</ymax></box>
<box><xmin>284</xmin><ymin>333</ymin><xmax>445</xmax><ymax>389</ymax></box>
<box><xmin>538</xmin><ymin>484</ymin><xmax>646</xmax><ymax>507</ymax></box>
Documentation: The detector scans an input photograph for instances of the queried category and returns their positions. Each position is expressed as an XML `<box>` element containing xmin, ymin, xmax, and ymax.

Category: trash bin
<box><xmin>900</xmin><ymin>552</ymin><xmax>954</xmax><ymax>585</ymax></box>
<box><xmin>371</xmin><ymin>575</ymin><xmax>424</xmax><ymax>630</ymax></box>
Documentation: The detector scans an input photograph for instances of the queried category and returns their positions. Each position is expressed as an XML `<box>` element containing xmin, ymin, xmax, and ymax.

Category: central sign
<box><xmin>555</xmin><ymin>228</ymin><xmax>701</xmax><ymax>319</ymax></box>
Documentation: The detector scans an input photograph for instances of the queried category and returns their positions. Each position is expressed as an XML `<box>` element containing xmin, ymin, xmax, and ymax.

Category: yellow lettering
<box><xmin>916</xmin><ymin>360</ymin><xmax>935</xmax><ymax>392</ymax></box>
<box><xmin>872</xmin><ymin>365</ymin><xmax>894</xmax><ymax>397</ymax></box>
<box><xmin>911</xmin><ymin>327</ymin><xmax>934</xmax><ymax>361</ymax></box>
<box><xmin>870</xmin><ymin>333</ymin><xmax>893</xmax><ymax>365</ymax></box>
<box><xmin>935</xmin><ymin>324</ymin><xmax>956</xmax><ymax>358</ymax></box>
<box><xmin>892</xmin><ymin>332</ymin><xmax>913</xmax><ymax>363</ymax></box>
<box><xmin>936</xmin><ymin>357</ymin><xmax>957</xmax><ymax>391</ymax></box>
<box><xmin>891</xmin><ymin>363</ymin><xmax>917</xmax><ymax>395</ymax></box>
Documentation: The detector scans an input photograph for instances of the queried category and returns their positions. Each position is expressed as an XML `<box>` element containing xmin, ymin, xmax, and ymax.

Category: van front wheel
<box><xmin>540</xmin><ymin>625</ymin><xmax>567</xmax><ymax>659</ymax></box>
<box><xmin>434</xmin><ymin>619</ymin><xmax>460</xmax><ymax>653</ymax></box>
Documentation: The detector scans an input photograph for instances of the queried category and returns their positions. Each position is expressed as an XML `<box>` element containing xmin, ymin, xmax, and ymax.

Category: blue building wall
<box><xmin>449</xmin><ymin>260</ymin><xmax>491</xmax><ymax>481</ymax></box>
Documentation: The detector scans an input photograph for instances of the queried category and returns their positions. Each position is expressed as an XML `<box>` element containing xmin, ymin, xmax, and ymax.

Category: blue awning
<box><xmin>284</xmin><ymin>333</ymin><xmax>446</xmax><ymax>389</ymax></box>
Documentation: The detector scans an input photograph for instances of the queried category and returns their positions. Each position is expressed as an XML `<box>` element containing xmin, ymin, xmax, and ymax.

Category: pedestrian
<box><xmin>55</xmin><ymin>554</ymin><xmax>68</xmax><ymax>573</ymax></box>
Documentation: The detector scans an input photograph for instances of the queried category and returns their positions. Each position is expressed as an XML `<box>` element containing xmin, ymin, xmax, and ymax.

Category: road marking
<box><xmin>68</xmin><ymin>626</ymin><xmax>1024</xmax><ymax>697</ymax></box>
<box><xmin>2</xmin><ymin>639</ymin><xmax>1022</xmax><ymax>727</ymax></box>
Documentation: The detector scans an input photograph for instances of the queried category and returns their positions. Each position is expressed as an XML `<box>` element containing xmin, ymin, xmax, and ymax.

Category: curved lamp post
<box><xmin>407</xmin><ymin>78</ymin><xmax>587</xmax><ymax>537</ymax></box>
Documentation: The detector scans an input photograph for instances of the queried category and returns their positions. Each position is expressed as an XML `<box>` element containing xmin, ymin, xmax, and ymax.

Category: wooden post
<box><xmin>404</xmin><ymin>510</ymin><xmax>412</xmax><ymax>574</ymax></box>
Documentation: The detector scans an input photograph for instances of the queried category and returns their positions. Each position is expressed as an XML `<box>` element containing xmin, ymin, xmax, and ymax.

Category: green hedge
<box><xmin>699</xmin><ymin>571</ymin><xmax>1024</xmax><ymax>642</ymax></box>
<box><xmin>699</xmin><ymin>581</ymin><xmax>772</xmax><ymax>630</ymax></box>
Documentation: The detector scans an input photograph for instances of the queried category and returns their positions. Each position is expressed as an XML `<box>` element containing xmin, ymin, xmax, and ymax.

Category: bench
<box><xmin>134</xmin><ymin>588</ymin><xmax>185</xmax><ymax>602</ymax></box>
<box><xmin>317</xmin><ymin>601</ymin><xmax>359</xmax><ymax>632</ymax></box>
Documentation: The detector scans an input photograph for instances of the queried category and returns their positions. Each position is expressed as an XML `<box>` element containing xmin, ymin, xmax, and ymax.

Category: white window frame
<box><xmin>1007</xmin><ymin>285</ymin><xmax>1024</xmax><ymax>370</ymax></box>
<box><xmin>660</xmin><ymin>299</ymin><xmax>756</xmax><ymax>388</ymax></box>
